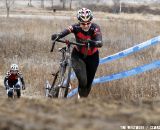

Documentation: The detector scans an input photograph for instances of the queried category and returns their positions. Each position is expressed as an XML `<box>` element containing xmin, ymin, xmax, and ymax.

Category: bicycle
<box><xmin>45</xmin><ymin>38</ymin><xmax>85</xmax><ymax>98</ymax></box>
<box><xmin>7</xmin><ymin>85</ymin><xmax>21</xmax><ymax>99</ymax></box>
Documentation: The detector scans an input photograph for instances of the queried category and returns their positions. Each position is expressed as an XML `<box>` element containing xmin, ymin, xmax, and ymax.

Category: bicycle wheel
<box><xmin>58</xmin><ymin>63</ymin><xmax>71</xmax><ymax>98</ymax></box>
<box><xmin>49</xmin><ymin>61</ymin><xmax>71</xmax><ymax>98</ymax></box>
<box><xmin>48</xmin><ymin>71</ymin><xmax>60</xmax><ymax>98</ymax></box>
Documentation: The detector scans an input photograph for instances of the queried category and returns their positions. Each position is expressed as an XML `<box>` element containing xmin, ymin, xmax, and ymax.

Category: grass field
<box><xmin>0</xmin><ymin>12</ymin><xmax>160</xmax><ymax>100</ymax></box>
<box><xmin>0</xmin><ymin>10</ymin><xmax>160</xmax><ymax>129</ymax></box>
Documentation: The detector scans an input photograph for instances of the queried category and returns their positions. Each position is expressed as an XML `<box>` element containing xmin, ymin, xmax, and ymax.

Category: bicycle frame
<box><xmin>48</xmin><ymin>42</ymin><xmax>72</xmax><ymax>98</ymax></box>
<box><xmin>58</xmin><ymin>44</ymin><xmax>71</xmax><ymax>88</ymax></box>
<box><xmin>47</xmin><ymin>39</ymin><xmax>85</xmax><ymax>98</ymax></box>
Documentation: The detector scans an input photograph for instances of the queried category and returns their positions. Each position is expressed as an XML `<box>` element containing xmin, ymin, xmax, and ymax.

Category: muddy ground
<box><xmin>0</xmin><ymin>86</ymin><xmax>160</xmax><ymax>130</ymax></box>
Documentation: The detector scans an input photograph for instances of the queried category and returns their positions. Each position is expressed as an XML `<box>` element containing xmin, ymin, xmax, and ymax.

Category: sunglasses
<box><xmin>80</xmin><ymin>22</ymin><xmax>91</xmax><ymax>26</ymax></box>
<box><xmin>10</xmin><ymin>70</ymin><xmax>18</xmax><ymax>73</ymax></box>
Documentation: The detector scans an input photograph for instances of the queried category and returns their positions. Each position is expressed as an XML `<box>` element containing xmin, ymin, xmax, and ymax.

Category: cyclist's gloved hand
<box><xmin>22</xmin><ymin>85</ymin><xmax>25</xmax><ymax>90</ymax></box>
<box><xmin>87</xmin><ymin>40</ymin><xmax>103</xmax><ymax>48</ymax></box>
<box><xmin>51</xmin><ymin>34</ymin><xmax>60</xmax><ymax>41</ymax></box>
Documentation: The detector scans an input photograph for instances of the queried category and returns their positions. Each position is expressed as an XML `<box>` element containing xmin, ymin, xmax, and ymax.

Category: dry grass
<box><xmin>0</xmin><ymin>13</ymin><xmax>160</xmax><ymax>100</ymax></box>
<box><xmin>0</xmin><ymin>97</ymin><xmax>160</xmax><ymax>130</ymax></box>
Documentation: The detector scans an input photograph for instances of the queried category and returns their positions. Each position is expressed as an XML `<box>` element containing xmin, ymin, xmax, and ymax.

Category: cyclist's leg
<box><xmin>85</xmin><ymin>51</ymin><xmax>99</xmax><ymax>97</ymax></box>
<box><xmin>7</xmin><ymin>85</ymin><xmax>13</xmax><ymax>98</ymax></box>
<box><xmin>15</xmin><ymin>82</ymin><xmax>21</xmax><ymax>98</ymax></box>
<box><xmin>71</xmin><ymin>49</ymin><xmax>87</xmax><ymax>97</ymax></box>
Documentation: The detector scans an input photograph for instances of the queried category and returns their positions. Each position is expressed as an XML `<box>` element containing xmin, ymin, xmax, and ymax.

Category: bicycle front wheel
<box><xmin>58</xmin><ymin>64</ymin><xmax>71</xmax><ymax>98</ymax></box>
<box><xmin>49</xmin><ymin>71</ymin><xmax>60</xmax><ymax>98</ymax></box>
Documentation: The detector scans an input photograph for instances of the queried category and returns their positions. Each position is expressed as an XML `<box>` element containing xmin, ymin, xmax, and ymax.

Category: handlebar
<box><xmin>50</xmin><ymin>39</ymin><xmax>85</xmax><ymax>52</ymax></box>
<box><xmin>50</xmin><ymin>40</ymin><xmax>56</xmax><ymax>52</ymax></box>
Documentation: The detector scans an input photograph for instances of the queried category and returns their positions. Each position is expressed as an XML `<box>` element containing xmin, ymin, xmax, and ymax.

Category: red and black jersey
<box><xmin>59</xmin><ymin>23</ymin><xmax>102</xmax><ymax>56</ymax></box>
<box><xmin>4</xmin><ymin>71</ymin><xmax>25</xmax><ymax>87</ymax></box>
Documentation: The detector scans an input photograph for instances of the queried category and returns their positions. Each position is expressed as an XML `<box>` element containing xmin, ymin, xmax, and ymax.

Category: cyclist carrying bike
<box><xmin>51</xmin><ymin>8</ymin><xmax>103</xmax><ymax>98</ymax></box>
<box><xmin>4</xmin><ymin>64</ymin><xmax>25</xmax><ymax>98</ymax></box>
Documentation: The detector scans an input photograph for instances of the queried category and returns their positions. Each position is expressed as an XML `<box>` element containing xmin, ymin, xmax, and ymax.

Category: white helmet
<box><xmin>77</xmin><ymin>8</ymin><xmax>93</xmax><ymax>22</ymax></box>
<box><xmin>10</xmin><ymin>64</ymin><xmax>19</xmax><ymax>71</ymax></box>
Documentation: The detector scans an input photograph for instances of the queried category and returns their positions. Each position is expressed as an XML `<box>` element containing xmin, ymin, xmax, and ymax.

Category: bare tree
<box><xmin>69</xmin><ymin>0</ymin><xmax>72</xmax><ymax>10</ymax></box>
<box><xmin>51</xmin><ymin>0</ymin><xmax>54</xmax><ymax>9</ymax></box>
<box><xmin>41</xmin><ymin>0</ymin><xmax>44</xmax><ymax>8</ymax></box>
<box><xmin>119</xmin><ymin>0</ymin><xmax>122</xmax><ymax>13</ymax></box>
<box><xmin>60</xmin><ymin>0</ymin><xmax>66</xmax><ymax>9</ymax></box>
<box><xmin>5</xmin><ymin>0</ymin><xmax>14</xmax><ymax>18</ymax></box>
<box><xmin>51</xmin><ymin>0</ymin><xmax>56</xmax><ymax>12</ymax></box>
<box><xmin>112</xmin><ymin>0</ymin><xmax>121</xmax><ymax>13</ymax></box>
<box><xmin>28</xmin><ymin>0</ymin><xmax>32</xmax><ymax>7</ymax></box>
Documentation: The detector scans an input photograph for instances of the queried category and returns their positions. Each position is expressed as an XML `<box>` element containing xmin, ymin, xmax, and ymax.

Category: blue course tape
<box><xmin>99</xmin><ymin>36</ymin><xmax>160</xmax><ymax>64</ymax></box>
<box><xmin>67</xmin><ymin>60</ymin><xmax>160</xmax><ymax>98</ymax></box>
<box><xmin>69</xmin><ymin>36</ymin><xmax>160</xmax><ymax>80</ymax></box>
<box><xmin>67</xmin><ymin>36</ymin><xmax>160</xmax><ymax>97</ymax></box>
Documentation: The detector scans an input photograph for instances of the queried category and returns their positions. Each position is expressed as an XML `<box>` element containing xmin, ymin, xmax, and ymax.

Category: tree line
<box><xmin>4</xmin><ymin>0</ymin><xmax>73</xmax><ymax>17</ymax></box>
<box><xmin>4</xmin><ymin>0</ymin><xmax>123</xmax><ymax>18</ymax></box>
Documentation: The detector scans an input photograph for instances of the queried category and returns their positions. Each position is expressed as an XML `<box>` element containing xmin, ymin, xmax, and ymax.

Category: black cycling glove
<box><xmin>51</xmin><ymin>34</ymin><xmax>61</xmax><ymax>41</ymax></box>
<box><xmin>87</xmin><ymin>40</ymin><xmax>103</xmax><ymax>48</ymax></box>
<box><xmin>22</xmin><ymin>84</ymin><xmax>25</xmax><ymax>90</ymax></box>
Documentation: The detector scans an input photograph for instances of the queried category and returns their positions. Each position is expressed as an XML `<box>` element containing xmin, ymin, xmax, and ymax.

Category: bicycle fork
<box><xmin>58</xmin><ymin>61</ymin><xmax>68</xmax><ymax>88</ymax></box>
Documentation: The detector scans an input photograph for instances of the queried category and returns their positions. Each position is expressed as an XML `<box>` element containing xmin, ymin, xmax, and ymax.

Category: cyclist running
<box><xmin>51</xmin><ymin>8</ymin><xmax>103</xmax><ymax>98</ymax></box>
<box><xmin>4</xmin><ymin>64</ymin><xmax>25</xmax><ymax>98</ymax></box>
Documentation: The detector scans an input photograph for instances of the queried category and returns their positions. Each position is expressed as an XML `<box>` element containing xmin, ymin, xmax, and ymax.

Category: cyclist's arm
<box><xmin>90</xmin><ymin>25</ymin><xmax>103</xmax><ymax>48</ymax></box>
<box><xmin>18</xmin><ymin>72</ymin><xmax>25</xmax><ymax>86</ymax></box>
<box><xmin>57</xmin><ymin>25</ymin><xmax>74</xmax><ymax>39</ymax></box>
<box><xmin>20</xmin><ymin>77</ymin><xmax>25</xmax><ymax>86</ymax></box>
<box><xmin>58</xmin><ymin>29</ymin><xmax>71</xmax><ymax>38</ymax></box>
<box><xmin>4</xmin><ymin>72</ymin><xmax>9</xmax><ymax>88</ymax></box>
<box><xmin>4</xmin><ymin>77</ymin><xmax>8</xmax><ymax>87</ymax></box>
